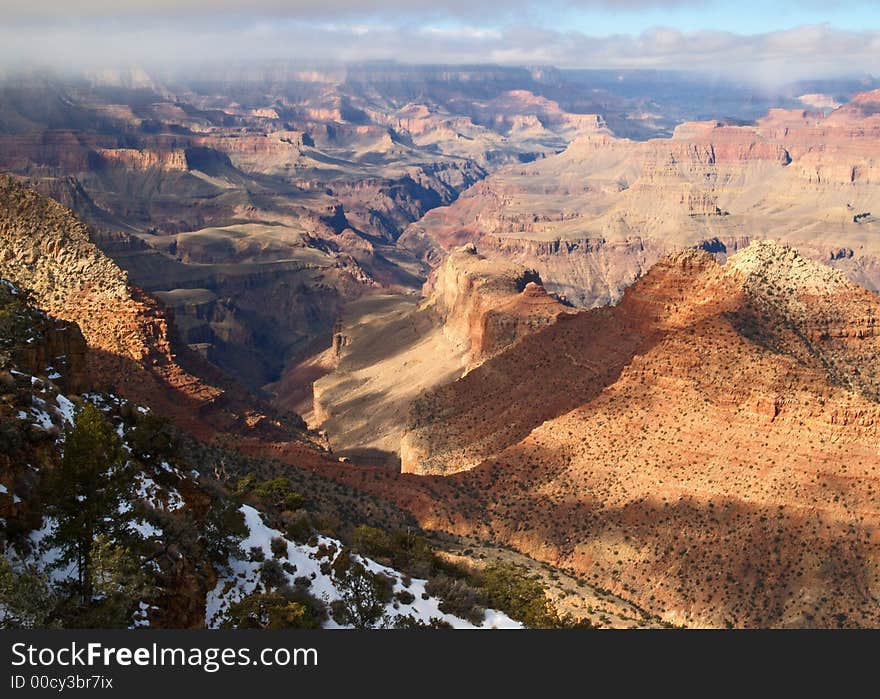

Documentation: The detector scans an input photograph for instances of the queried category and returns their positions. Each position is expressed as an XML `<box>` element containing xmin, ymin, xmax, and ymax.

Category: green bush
<box><xmin>222</xmin><ymin>589</ymin><xmax>325</xmax><ymax>629</ymax></box>
<box><xmin>389</xmin><ymin>615</ymin><xmax>452</xmax><ymax>629</ymax></box>
<box><xmin>424</xmin><ymin>574</ymin><xmax>485</xmax><ymax>625</ymax></box>
<box><xmin>270</xmin><ymin>536</ymin><xmax>287</xmax><ymax>559</ymax></box>
<box><xmin>473</xmin><ymin>562</ymin><xmax>559</xmax><ymax>629</ymax></box>
<box><xmin>394</xmin><ymin>589</ymin><xmax>415</xmax><ymax>605</ymax></box>
<box><xmin>234</xmin><ymin>476</ymin><xmax>306</xmax><ymax>512</ymax></box>
<box><xmin>200</xmin><ymin>493</ymin><xmax>247</xmax><ymax>566</ymax></box>
<box><xmin>351</xmin><ymin>525</ymin><xmax>436</xmax><ymax>577</ymax></box>
<box><xmin>258</xmin><ymin>559</ymin><xmax>287</xmax><ymax>591</ymax></box>
<box><xmin>128</xmin><ymin>414</ymin><xmax>177</xmax><ymax>463</ymax></box>
<box><xmin>284</xmin><ymin>513</ymin><xmax>313</xmax><ymax>544</ymax></box>
<box><xmin>0</xmin><ymin>558</ymin><xmax>56</xmax><ymax>629</ymax></box>
<box><xmin>330</xmin><ymin>552</ymin><xmax>394</xmax><ymax>629</ymax></box>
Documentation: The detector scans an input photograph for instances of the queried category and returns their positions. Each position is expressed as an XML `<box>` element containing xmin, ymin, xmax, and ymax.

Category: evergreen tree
<box><xmin>85</xmin><ymin>535</ymin><xmax>152</xmax><ymax>628</ymax></box>
<box><xmin>0</xmin><ymin>558</ymin><xmax>56</xmax><ymax>629</ymax></box>
<box><xmin>222</xmin><ymin>591</ymin><xmax>323</xmax><ymax>630</ymax></box>
<box><xmin>330</xmin><ymin>550</ymin><xmax>393</xmax><ymax>628</ymax></box>
<box><xmin>42</xmin><ymin>403</ymin><xmax>135</xmax><ymax>602</ymax></box>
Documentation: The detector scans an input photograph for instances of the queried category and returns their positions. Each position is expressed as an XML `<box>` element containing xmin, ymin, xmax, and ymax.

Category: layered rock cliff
<box><xmin>0</xmin><ymin>175</ymin><xmax>324</xmax><ymax>459</ymax></box>
<box><xmin>402</xmin><ymin>90</ymin><xmax>880</xmax><ymax>309</ymax></box>
<box><xmin>296</xmin><ymin>244</ymin><xmax>573</xmax><ymax>465</ymax></box>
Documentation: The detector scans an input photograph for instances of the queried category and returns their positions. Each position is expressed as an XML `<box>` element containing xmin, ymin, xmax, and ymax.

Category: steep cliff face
<box><xmin>0</xmin><ymin>283</ymin><xmax>220</xmax><ymax>628</ymax></box>
<box><xmin>97</xmin><ymin>148</ymin><xmax>189</xmax><ymax>171</ymax></box>
<box><xmin>0</xmin><ymin>176</ymin><xmax>325</xmax><ymax>458</ymax></box>
<box><xmin>423</xmin><ymin>243</ymin><xmax>573</xmax><ymax>363</ymax></box>
<box><xmin>402</xmin><ymin>90</ymin><xmax>880</xmax><ymax>308</ymax></box>
<box><xmin>293</xmin><ymin>245</ymin><xmax>572</xmax><ymax>466</ymax></box>
<box><xmin>402</xmin><ymin>242</ymin><xmax>880</xmax><ymax>476</ymax></box>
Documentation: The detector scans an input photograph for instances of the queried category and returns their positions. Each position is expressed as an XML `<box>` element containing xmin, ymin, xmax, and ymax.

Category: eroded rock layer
<box><xmin>327</xmin><ymin>242</ymin><xmax>880</xmax><ymax>627</ymax></box>
<box><xmin>0</xmin><ymin>176</ymin><xmax>324</xmax><ymax>459</ymax></box>
<box><xmin>402</xmin><ymin>90</ymin><xmax>880</xmax><ymax>306</ymax></box>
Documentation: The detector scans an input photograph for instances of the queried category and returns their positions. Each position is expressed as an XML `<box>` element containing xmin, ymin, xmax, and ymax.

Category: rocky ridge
<box><xmin>0</xmin><ymin>176</ymin><xmax>325</xmax><ymax>459</ymax></box>
<box><xmin>401</xmin><ymin>90</ymin><xmax>880</xmax><ymax>310</ymax></box>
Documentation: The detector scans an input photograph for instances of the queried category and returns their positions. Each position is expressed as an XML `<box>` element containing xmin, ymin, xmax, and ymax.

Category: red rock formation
<box><xmin>97</xmin><ymin>148</ymin><xmax>188</xmax><ymax>171</ymax></box>
<box><xmin>423</xmin><ymin>244</ymin><xmax>574</xmax><ymax>365</ymax></box>
<box><xmin>0</xmin><ymin>175</ymin><xmax>325</xmax><ymax>454</ymax></box>
<box><xmin>402</xmin><ymin>90</ymin><xmax>880</xmax><ymax>305</ymax></box>
<box><xmin>290</xmin><ymin>242</ymin><xmax>880</xmax><ymax>628</ymax></box>
<box><xmin>393</xmin><ymin>244</ymin><xmax>876</xmax><ymax>625</ymax></box>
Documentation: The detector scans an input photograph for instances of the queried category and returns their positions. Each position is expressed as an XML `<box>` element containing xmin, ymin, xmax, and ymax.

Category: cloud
<box><xmin>0</xmin><ymin>0</ymin><xmax>711</xmax><ymax>21</ymax></box>
<box><xmin>0</xmin><ymin>5</ymin><xmax>877</xmax><ymax>84</ymax></box>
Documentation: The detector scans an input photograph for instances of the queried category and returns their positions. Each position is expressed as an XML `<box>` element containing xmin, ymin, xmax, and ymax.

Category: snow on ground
<box><xmin>55</xmin><ymin>394</ymin><xmax>76</xmax><ymax>425</ymax></box>
<box><xmin>28</xmin><ymin>397</ymin><xmax>54</xmax><ymax>430</ymax></box>
<box><xmin>206</xmin><ymin>505</ymin><xmax>523</xmax><ymax>630</ymax></box>
<box><xmin>131</xmin><ymin>601</ymin><xmax>156</xmax><ymax>629</ymax></box>
<box><xmin>9</xmin><ymin>370</ymin><xmax>76</xmax><ymax>431</ymax></box>
<box><xmin>134</xmin><ymin>472</ymin><xmax>185</xmax><ymax>512</ymax></box>
<box><xmin>128</xmin><ymin>518</ymin><xmax>162</xmax><ymax>539</ymax></box>
<box><xmin>26</xmin><ymin>517</ymin><xmax>77</xmax><ymax>585</ymax></box>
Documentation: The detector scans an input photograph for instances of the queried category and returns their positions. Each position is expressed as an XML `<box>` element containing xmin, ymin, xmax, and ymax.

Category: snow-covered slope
<box><xmin>207</xmin><ymin>506</ymin><xmax>522</xmax><ymax>630</ymax></box>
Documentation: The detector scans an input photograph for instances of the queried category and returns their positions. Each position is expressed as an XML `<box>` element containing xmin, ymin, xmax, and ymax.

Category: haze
<box><xmin>1</xmin><ymin>0</ymin><xmax>879</xmax><ymax>83</ymax></box>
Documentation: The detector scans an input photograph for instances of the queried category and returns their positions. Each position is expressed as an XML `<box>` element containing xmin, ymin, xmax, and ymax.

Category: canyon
<box><xmin>334</xmin><ymin>242</ymin><xmax>880</xmax><ymax>627</ymax></box>
<box><xmin>401</xmin><ymin>89</ymin><xmax>880</xmax><ymax>313</ymax></box>
<box><xmin>2</xmin><ymin>66</ymin><xmax>880</xmax><ymax>628</ymax></box>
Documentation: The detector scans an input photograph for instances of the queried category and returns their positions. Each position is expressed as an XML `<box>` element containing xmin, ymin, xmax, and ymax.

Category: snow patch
<box><xmin>128</xmin><ymin>519</ymin><xmax>162</xmax><ymax>539</ymax></box>
<box><xmin>27</xmin><ymin>518</ymin><xmax>77</xmax><ymax>585</ymax></box>
<box><xmin>134</xmin><ymin>472</ymin><xmax>184</xmax><ymax>512</ymax></box>
<box><xmin>55</xmin><ymin>395</ymin><xmax>76</xmax><ymax>425</ymax></box>
<box><xmin>206</xmin><ymin>506</ymin><xmax>522</xmax><ymax>630</ymax></box>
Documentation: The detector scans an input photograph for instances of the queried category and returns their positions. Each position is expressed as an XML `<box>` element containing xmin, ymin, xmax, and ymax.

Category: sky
<box><xmin>1</xmin><ymin>0</ymin><xmax>879</xmax><ymax>82</ymax></box>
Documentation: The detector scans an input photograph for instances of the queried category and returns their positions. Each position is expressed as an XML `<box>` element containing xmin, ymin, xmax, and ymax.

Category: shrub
<box><xmin>222</xmin><ymin>589</ymin><xmax>325</xmax><ymax>629</ymax></box>
<box><xmin>425</xmin><ymin>575</ymin><xmax>485</xmax><ymax>626</ymax></box>
<box><xmin>258</xmin><ymin>559</ymin><xmax>287</xmax><ymax>591</ymax></box>
<box><xmin>330</xmin><ymin>554</ymin><xmax>393</xmax><ymax>629</ymax></box>
<box><xmin>474</xmin><ymin>562</ymin><xmax>559</xmax><ymax>629</ymax></box>
<box><xmin>0</xmin><ymin>558</ymin><xmax>56</xmax><ymax>629</ymax></box>
<box><xmin>128</xmin><ymin>414</ymin><xmax>177</xmax><ymax>462</ymax></box>
<box><xmin>235</xmin><ymin>476</ymin><xmax>306</xmax><ymax>512</ymax></box>
<box><xmin>269</xmin><ymin>536</ymin><xmax>287</xmax><ymax>559</ymax></box>
<box><xmin>389</xmin><ymin>615</ymin><xmax>453</xmax><ymax>629</ymax></box>
<box><xmin>394</xmin><ymin>589</ymin><xmax>415</xmax><ymax>605</ymax></box>
<box><xmin>351</xmin><ymin>525</ymin><xmax>436</xmax><ymax>577</ymax></box>
<box><xmin>201</xmin><ymin>492</ymin><xmax>247</xmax><ymax>566</ymax></box>
<box><xmin>284</xmin><ymin>513</ymin><xmax>313</xmax><ymax>544</ymax></box>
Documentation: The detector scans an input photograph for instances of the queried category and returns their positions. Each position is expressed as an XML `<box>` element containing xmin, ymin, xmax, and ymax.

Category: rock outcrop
<box><xmin>294</xmin><ymin>245</ymin><xmax>572</xmax><ymax>465</ymax></box>
<box><xmin>423</xmin><ymin>243</ymin><xmax>574</xmax><ymax>364</ymax></box>
<box><xmin>402</xmin><ymin>90</ymin><xmax>880</xmax><ymax>308</ymax></box>
<box><xmin>0</xmin><ymin>175</ymin><xmax>325</xmax><ymax>459</ymax></box>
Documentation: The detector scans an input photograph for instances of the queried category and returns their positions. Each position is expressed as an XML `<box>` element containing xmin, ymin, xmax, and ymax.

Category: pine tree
<box><xmin>86</xmin><ymin>535</ymin><xmax>152</xmax><ymax>628</ymax></box>
<box><xmin>0</xmin><ymin>558</ymin><xmax>56</xmax><ymax>628</ymax></box>
<box><xmin>42</xmin><ymin>403</ymin><xmax>135</xmax><ymax>602</ymax></box>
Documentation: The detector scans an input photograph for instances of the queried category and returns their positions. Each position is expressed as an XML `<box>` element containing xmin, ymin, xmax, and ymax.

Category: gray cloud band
<box><xmin>0</xmin><ymin>20</ymin><xmax>877</xmax><ymax>83</ymax></box>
